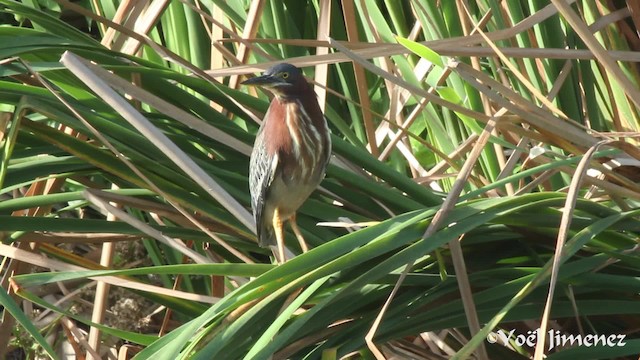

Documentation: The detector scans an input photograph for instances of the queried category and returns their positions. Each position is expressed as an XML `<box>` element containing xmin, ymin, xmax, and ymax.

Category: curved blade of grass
<box><xmin>453</xmin><ymin>208</ymin><xmax>640</xmax><ymax>359</ymax></box>
<box><xmin>0</xmin><ymin>287</ymin><xmax>59</xmax><ymax>359</ymax></box>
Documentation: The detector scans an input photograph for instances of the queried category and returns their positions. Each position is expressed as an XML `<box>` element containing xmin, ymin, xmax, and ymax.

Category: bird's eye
<box><xmin>281</xmin><ymin>72</ymin><xmax>289</xmax><ymax>79</ymax></box>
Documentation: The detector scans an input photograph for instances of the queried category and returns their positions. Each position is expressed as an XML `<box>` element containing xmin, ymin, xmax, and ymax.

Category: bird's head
<box><xmin>241</xmin><ymin>63</ymin><xmax>307</xmax><ymax>97</ymax></box>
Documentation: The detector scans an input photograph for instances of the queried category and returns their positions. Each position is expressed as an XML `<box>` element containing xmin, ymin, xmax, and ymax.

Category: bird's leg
<box><xmin>289</xmin><ymin>214</ymin><xmax>309</xmax><ymax>253</ymax></box>
<box><xmin>272</xmin><ymin>208</ymin><xmax>286</xmax><ymax>264</ymax></box>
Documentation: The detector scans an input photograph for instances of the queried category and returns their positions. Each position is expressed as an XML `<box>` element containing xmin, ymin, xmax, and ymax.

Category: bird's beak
<box><xmin>241</xmin><ymin>75</ymin><xmax>289</xmax><ymax>87</ymax></box>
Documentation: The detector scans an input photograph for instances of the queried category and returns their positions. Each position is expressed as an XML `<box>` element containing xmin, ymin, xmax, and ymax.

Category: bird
<box><xmin>242</xmin><ymin>63</ymin><xmax>331</xmax><ymax>263</ymax></box>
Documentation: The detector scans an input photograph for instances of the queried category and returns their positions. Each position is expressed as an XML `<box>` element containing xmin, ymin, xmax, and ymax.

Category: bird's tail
<box><xmin>257</xmin><ymin>226</ymin><xmax>276</xmax><ymax>248</ymax></box>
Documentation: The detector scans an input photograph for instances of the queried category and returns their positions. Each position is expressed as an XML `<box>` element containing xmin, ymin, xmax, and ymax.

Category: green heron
<box><xmin>243</xmin><ymin>63</ymin><xmax>331</xmax><ymax>263</ymax></box>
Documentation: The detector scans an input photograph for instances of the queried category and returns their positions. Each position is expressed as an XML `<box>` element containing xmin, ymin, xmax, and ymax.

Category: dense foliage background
<box><xmin>1</xmin><ymin>0</ymin><xmax>640</xmax><ymax>359</ymax></box>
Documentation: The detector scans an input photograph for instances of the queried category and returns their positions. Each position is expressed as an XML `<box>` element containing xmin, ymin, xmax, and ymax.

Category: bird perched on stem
<box><xmin>242</xmin><ymin>63</ymin><xmax>331</xmax><ymax>263</ymax></box>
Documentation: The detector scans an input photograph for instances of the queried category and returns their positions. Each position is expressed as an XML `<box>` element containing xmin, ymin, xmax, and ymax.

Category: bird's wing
<box><xmin>249</xmin><ymin>130</ymin><xmax>278</xmax><ymax>246</ymax></box>
<box><xmin>322</xmin><ymin>115</ymin><xmax>332</xmax><ymax>170</ymax></box>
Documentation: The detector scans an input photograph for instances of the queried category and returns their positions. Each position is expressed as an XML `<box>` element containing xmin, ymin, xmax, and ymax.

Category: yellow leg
<box><xmin>272</xmin><ymin>208</ymin><xmax>286</xmax><ymax>264</ymax></box>
<box><xmin>290</xmin><ymin>213</ymin><xmax>309</xmax><ymax>253</ymax></box>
